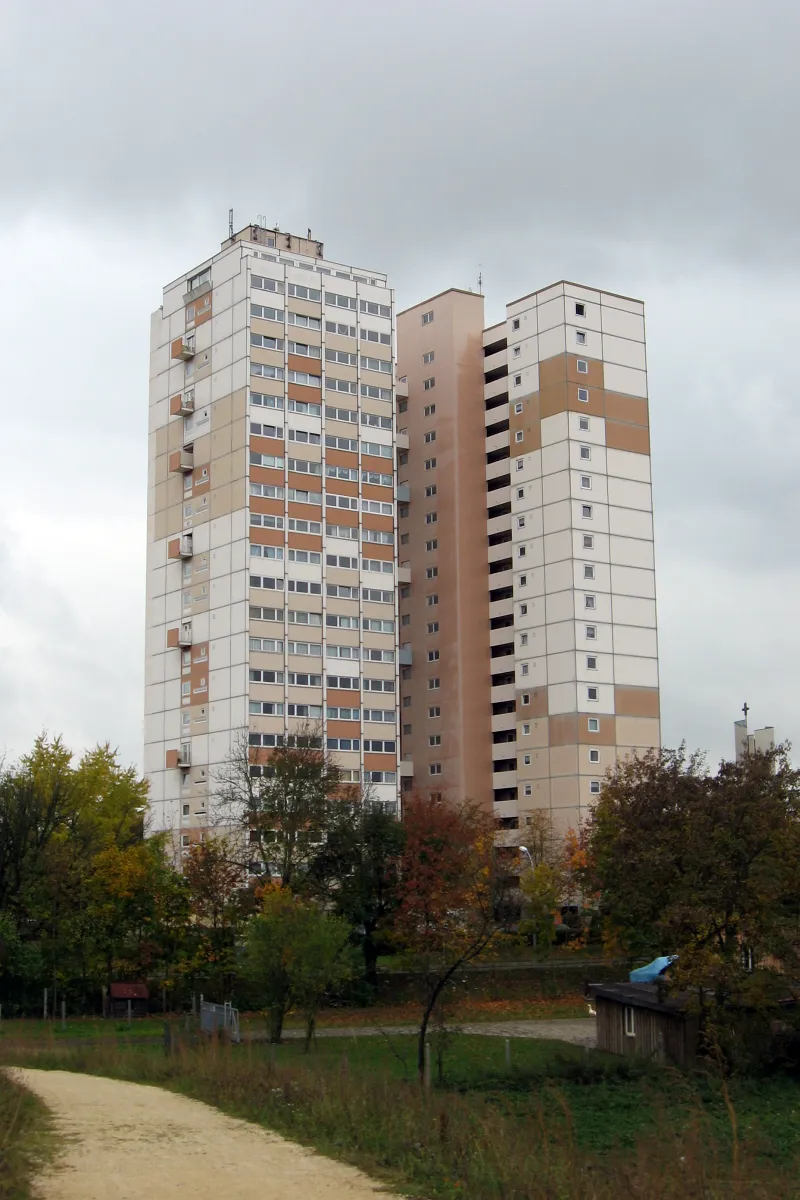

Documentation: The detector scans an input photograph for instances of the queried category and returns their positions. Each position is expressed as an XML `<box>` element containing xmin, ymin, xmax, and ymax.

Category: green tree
<box><xmin>519</xmin><ymin>863</ymin><xmax>560</xmax><ymax>952</ymax></box>
<box><xmin>586</xmin><ymin>744</ymin><xmax>800</xmax><ymax>1058</ymax></box>
<box><xmin>307</xmin><ymin>801</ymin><xmax>405</xmax><ymax>987</ymax></box>
<box><xmin>183</xmin><ymin>837</ymin><xmax>250</xmax><ymax>997</ymax></box>
<box><xmin>243</xmin><ymin>887</ymin><xmax>353</xmax><ymax>1044</ymax></box>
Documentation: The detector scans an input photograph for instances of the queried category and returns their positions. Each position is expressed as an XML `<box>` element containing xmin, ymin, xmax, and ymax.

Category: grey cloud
<box><xmin>2</xmin><ymin>0</ymin><xmax>800</xmax><ymax>271</ymax></box>
<box><xmin>0</xmin><ymin>0</ymin><xmax>797</xmax><ymax>774</ymax></box>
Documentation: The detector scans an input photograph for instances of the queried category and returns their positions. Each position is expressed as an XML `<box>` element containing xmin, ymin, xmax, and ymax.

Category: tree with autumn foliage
<box><xmin>394</xmin><ymin>793</ymin><xmax>512</xmax><ymax>1079</ymax></box>
<box><xmin>585</xmin><ymin>744</ymin><xmax>800</xmax><ymax>1061</ymax></box>
<box><xmin>182</xmin><ymin>837</ymin><xmax>253</xmax><ymax>997</ymax></box>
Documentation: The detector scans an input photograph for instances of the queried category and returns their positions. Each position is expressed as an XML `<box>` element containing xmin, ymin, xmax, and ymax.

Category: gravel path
<box><xmin>278</xmin><ymin>1017</ymin><xmax>596</xmax><ymax>1047</ymax></box>
<box><xmin>10</xmin><ymin>1068</ymin><xmax>401</xmax><ymax>1199</ymax></box>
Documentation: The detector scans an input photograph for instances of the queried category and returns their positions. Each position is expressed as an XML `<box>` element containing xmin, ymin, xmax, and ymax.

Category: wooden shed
<box><xmin>108</xmin><ymin>982</ymin><xmax>150</xmax><ymax>1018</ymax></box>
<box><xmin>588</xmin><ymin>982</ymin><xmax>700</xmax><ymax>1068</ymax></box>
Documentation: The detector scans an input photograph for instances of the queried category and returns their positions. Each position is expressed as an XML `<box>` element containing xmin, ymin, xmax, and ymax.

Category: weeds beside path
<box><xmin>0</xmin><ymin>1069</ymin><xmax>53</xmax><ymax>1200</ymax></box>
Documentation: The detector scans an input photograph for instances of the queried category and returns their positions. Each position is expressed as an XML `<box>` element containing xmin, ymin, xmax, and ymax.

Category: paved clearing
<box><xmin>10</xmin><ymin>1068</ymin><xmax>401</xmax><ymax>1200</ymax></box>
<box><xmin>278</xmin><ymin>1017</ymin><xmax>596</xmax><ymax>1047</ymax></box>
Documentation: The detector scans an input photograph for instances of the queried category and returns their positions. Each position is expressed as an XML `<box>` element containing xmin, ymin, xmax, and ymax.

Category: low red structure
<box><xmin>108</xmin><ymin>982</ymin><xmax>149</xmax><ymax>1018</ymax></box>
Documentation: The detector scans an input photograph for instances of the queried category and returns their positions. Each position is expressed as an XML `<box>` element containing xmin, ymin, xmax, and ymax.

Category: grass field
<box><xmin>2</xmin><ymin>1025</ymin><xmax>799</xmax><ymax>1198</ymax></box>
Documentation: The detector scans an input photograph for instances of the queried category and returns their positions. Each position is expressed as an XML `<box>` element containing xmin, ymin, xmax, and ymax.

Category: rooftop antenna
<box><xmin>742</xmin><ymin>701</ymin><xmax>749</xmax><ymax>729</ymax></box>
<box><xmin>228</xmin><ymin>208</ymin><xmax>234</xmax><ymax>239</ymax></box>
<box><xmin>478</xmin><ymin>267</ymin><xmax>483</xmax><ymax>294</ymax></box>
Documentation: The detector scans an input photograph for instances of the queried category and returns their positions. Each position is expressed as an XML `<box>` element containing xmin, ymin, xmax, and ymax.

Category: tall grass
<box><xmin>0</xmin><ymin>1071</ymin><xmax>52</xmax><ymax>1200</ymax></box>
<box><xmin>0</xmin><ymin>1035</ymin><xmax>794</xmax><ymax>1199</ymax></box>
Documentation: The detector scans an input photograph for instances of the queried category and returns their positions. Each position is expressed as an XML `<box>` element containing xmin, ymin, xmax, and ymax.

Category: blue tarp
<box><xmin>629</xmin><ymin>955</ymin><xmax>677</xmax><ymax>983</ymax></box>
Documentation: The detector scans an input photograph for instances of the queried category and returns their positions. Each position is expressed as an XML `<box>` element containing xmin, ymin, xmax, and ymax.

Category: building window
<box><xmin>578</xmin><ymin>387</ymin><xmax>589</xmax><ymax>403</ymax></box>
<box><xmin>424</xmin><ymin>404</ymin><xmax>436</xmax><ymax>416</ymax></box>
<box><xmin>424</xmin><ymin>430</ymin><xmax>436</xmax><ymax>443</ymax></box>
<box><xmin>588</xmin><ymin>717</ymin><xmax>599</xmax><ymax>732</ymax></box>
<box><xmin>589</xmin><ymin>748</ymin><xmax>600</xmax><ymax>763</ymax></box>
<box><xmin>520</xmin><ymin>633</ymin><xmax>528</xmax><ymax>646</ymax></box>
<box><xmin>582</xmin><ymin>504</ymin><xmax>593</xmax><ymax>519</ymax></box>
<box><xmin>429</xmin><ymin>705</ymin><xmax>441</xmax><ymax>717</ymax></box>
<box><xmin>425</xmin><ymin>539</ymin><xmax>438</xmax><ymax>551</ymax></box>
<box><xmin>587</xmin><ymin>656</ymin><xmax>597</xmax><ymax>670</ymax></box>
<box><xmin>519</xmin><ymin>574</ymin><xmax>527</xmax><ymax>586</ymax></box>
<box><xmin>585</xmin><ymin>595</ymin><xmax>596</xmax><ymax>610</ymax></box>
<box><xmin>513</xmin><ymin>346</ymin><xmax>521</xmax><ymax>358</ymax></box>
<box><xmin>512</xmin><ymin>318</ymin><xmax>520</xmax><ymax>331</ymax></box>
<box><xmin>429</xmin><ymin>734</ymin><xmax>441</xmax><ymax>746</ymax></box>
<box><xmin>425</xmin><ymin>457</ymin><xmax>437</xmax><ymax>470</ymax></box>
<box><xmin>583</xmin><ymin>534</ymin><xmax>594</xmax><ymax>549</ymax></box>
<box><xmin>575</xmin><ymin>330</ymin><xmax>586</xmax><ymax>345</ymax></box>
<box><xmin>520</xmin><ymin>663</ymin><xmax>529</xmax><ymax>676</ymax></box>
<box><xmin>575</xmin><ymin>302</ymin><xmax>586</xmax><ymax>317</ymax></box>
<box><xmin>517</xmin><ymin>516</ymin><xmax>525</xmax><ymax>528</ymax></box>
<box><xmin>425</xmin><ymin>566</ymin><xmax>438</xmax><ymax>579</ymax></box>
<box><xmin>517</xmin><ymin>487</ymin><xmax>524</xmax><ymax>499</ymax></box>
<box><xmin>579</xmin><ymin>416</ymin><xmax>590</xmax><ymax>431</ymax></box>
<box><xmin>425</xmin><ymin>511</ymin><xmax>437</xmax><ymax>524</ymax></box>
<box><xmin>590</xmin><ymin>780</ymin><xmax>601</xmax><ymax>795</ymax></box>
<box><xmin>586</xmin><ymin>625</ymin><xmax>597</xmax><ymax>640</ymax></box>
<box><xmin>577</xmin><ymin>359</ymin><xmax>588</xmax><ymax>374</ymax></box>
<box><xmin>182</xmin><ymin>803</ymin><xmax>190</xmax><ymax>816</ymax></box>
<box><xmin>520</xmin><ymin>603</ymin><xmax>528</xmax><ymax>615</ymax></box>
<box><xmin>422</xmin><ymin>310</ymin><xmax>434</xmax><ymax>325</ymax></box>
<box><xmin>587</xmin><ymin>687</ymin><xmax>599</xmax><ymax>701</ymax></box>
<box><xmin>580</xmin><ymin>475</ymin><xmax>591</xmax><ymax>490</ymax></box>
<box><xmin>423</xmin><ymin>351</ymin><xmax>435</xmax><ymax>364</ymax></box>
<box><xmin>516</xmin><ymin>458</ymin><xmax>524</xmax><ymax>471</ymax></box>
<box><xmin>427</xmin><ymin>621</ymin><xmax>439</xmax><ymax>633</ymax></box>
<box><xmin>522</xmin><ymin>722</ymin><xmax>530</xmax><ymax>735</ymax></box>
<box><xmin>428</xmin><ymin>678</ymin><xmax>440</xmax><ymax>690</ymax></box>
<box><xmin>523</xmin><ymin>784</ymin><xmax>532</xmax><ymax>797</ymax></box>
<box><xmin>515</xmin><ymin>430</ymin><xmax>524</xmax><ymax>443</ymax></box>
<box><xmin>425</xmin><ymin>484</ymin><xmax>437</xmax><ymax>497</ymax></box>
<box><xmin>423</xmin><ymin>378</ymin><xmax>436</xmax><ymax>391</ymax></box>
<box><xmin>429</xmin><ymin>763</ymin><xmax>442</xmax><ymax>775</ymax></box>
<box><xmin>584</xmin><ymin>564</ymin><xmax>595</xmax><ymax>580</ymax></box>
<box><xmin>522</xmin><ymin>693</ymin><xmax>530</xmax><ymax>705</ymax></box>
<box><xmin>403</xmin><ymin>696</ymin><xmax>411</xmax><ymax>707</ymax></box>
<box><xmin>522</xmin><ymin>754</ymin><xmax>531</xmax><ymax>766</ymax></box>
<box><xmin>580</xmin><ymin>445</ymin><xmax>590</xmax><ymax>460</ymax></box>
<box><xmin>624</xmin><ymin>1006</ymin><xmax>636</xmax><ymax>1037</ymax></box>
<box><xmin>426</xmin><ymin>594</ymin><xmax>439</xmax><ymax>606</ymax></box>
<box><xmin>514</xmin><ymin>374</ymin><xmax>522</xmax><ymax>386</ymax></box>
<box><xmin>518</xmin><ymin>546</ymin><xmax>526</xmax><ymax>558</ymax></box>
<box><xmin>427</xmin><ymin>649</ymin><xmax>440</xmax><ymax>661</ymax></box>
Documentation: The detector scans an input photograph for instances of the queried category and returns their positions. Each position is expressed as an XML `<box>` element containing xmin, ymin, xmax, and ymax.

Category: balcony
<box><xmin>396</xmin><ymin>375</ymin><xmax>409</xmax><ymax>399</ymax></box>
<box><xmin>397</xmin><ymin>483</ymin><xmax>410</xmax><ymax>503</ymax></box>
<box><xmin>168</xmin><ymin>535</ymin><xmax>193</xmax><ymax>560</ymax></box>
<box><xmin>169</xmin><ymin>449</ymin><xmax>194</xmax><ymax>473</ymax></box>
<box><xmin>396</xmin><ymin>430</ymin><xmax>410</xmax><ymax>451</ymax></box>
<box><xmin>397</xmin><ymin>565</ymin><xmax>411</xmax><ymax>584</ymax></box>
<box><xmin>166</xmin><ymin>623</ymin><xmax>193</xmax><ymax>649</ymax></box>
<box><xmin>178</xmin><ymin>744</ymin><xmax>191</xmax><ymax>767</ymax></box>
<box><xmin>398</xmin><ymin>759</ymin><xmax>414</xmax><ymax>778</ymax></box>
<box><xmin>170</xmin><ymin>392</ymin><xmax>195</xmax><ymax>416</ymax></box>
<box><xmin>170</xmin><ymin>337</ymin><xmax>196</xmax><ymax>361</ymax></box>
<box><xmin>398</xmin><ymin>645</ymin><xmax>412</xmax><ymax>665</ymax></box>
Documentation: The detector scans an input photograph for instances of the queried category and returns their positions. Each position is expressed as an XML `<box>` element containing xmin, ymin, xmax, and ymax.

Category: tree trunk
<box><xmin>363</xmin><ymin>924</ymin><xmax>379</xmax><ymax>990</ymax></box>
<box><xmin>269</xmin><ymin>1003</ymin><xmax>285</xmax><ymax>1043</ymax></box>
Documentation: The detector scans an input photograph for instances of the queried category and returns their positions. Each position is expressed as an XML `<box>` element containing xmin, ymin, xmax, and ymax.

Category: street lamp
<box><xmin>519</xmin><ymin>846</ymin><xmax>534</xmax><ymax>870</ymax></box>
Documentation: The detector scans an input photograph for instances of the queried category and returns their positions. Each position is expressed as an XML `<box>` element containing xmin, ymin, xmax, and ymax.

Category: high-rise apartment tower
<box><xmin>397</xmin><ymin>282</ymin><xmax>660</xmax><ymax>832</ymax></box>
<box><xmin>145</xmin><ymin>226</ymin><xmax>401</xmax><ymax>849</ymax></box>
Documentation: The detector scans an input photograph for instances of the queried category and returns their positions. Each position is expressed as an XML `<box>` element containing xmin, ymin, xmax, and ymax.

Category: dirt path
<box><xmin>10</xmin><ymin>1068</ymin><xmax>401</xmax><ymax>1199</ymax></box>
<box><xmin>278</xmin><ymin>1017</ymin><xmax>596</xmax><ymax>1046</ymax></box>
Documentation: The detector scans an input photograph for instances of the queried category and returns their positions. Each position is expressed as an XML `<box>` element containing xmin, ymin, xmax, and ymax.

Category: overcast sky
<box><xmin>0</xmin><ymin>0</ymin><xmax>797</xmax><ymax>773</ymax></box>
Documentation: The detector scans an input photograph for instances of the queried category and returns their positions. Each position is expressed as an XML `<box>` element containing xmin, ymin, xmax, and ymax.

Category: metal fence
<box><xmin>199</xmin><ymin>998</ymin><xmax>240</xmax><ymax>1042</ymax></box>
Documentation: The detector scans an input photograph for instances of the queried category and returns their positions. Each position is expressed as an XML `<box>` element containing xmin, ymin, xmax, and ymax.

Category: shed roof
<box><xmin>588</xmin><ymin>982</ymin><xmax>690</xmax><ymax>1015</ymax></box>
<box><xmin>109</xmin><ymin>982</ymin><xmax>149</xmax><ymax>1000</ymax></box>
